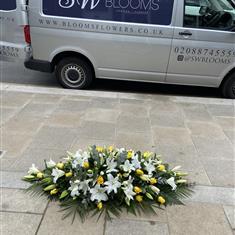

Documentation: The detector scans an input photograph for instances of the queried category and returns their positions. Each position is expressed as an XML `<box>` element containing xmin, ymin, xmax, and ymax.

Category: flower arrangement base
<box><xmin>23</xmin><ymin>146</ymin><xmax>193</xmax><ymax>222</ymax></box>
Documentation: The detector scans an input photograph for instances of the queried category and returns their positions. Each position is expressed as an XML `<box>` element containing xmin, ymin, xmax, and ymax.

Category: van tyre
<box><xmin>55</xmin><ymin>57</ymin><xmax>93</xmax><ymax>89</ymax></box>
<box><xmin>221</xmin><ymin>73</ymin><xmax>235</xmax><ymax>99</ymax></box>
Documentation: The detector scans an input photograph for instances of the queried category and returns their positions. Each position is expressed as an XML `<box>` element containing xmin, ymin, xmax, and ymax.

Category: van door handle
<box><xmin>179</xmin><ymin>31</ymin><xmax>192</xmax><ymax>36</ymax></box>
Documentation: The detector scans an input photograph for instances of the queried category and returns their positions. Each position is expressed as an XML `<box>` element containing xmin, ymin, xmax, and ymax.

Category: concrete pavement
<box><xmin>0</xmin><ymin>82</ymin><xmax>234</xmax><ymax>235</ymax></box>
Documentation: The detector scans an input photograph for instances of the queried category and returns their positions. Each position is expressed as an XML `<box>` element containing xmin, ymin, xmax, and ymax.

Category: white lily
<box><xmin>144</xmin><ymin>160</ymin><xmax>155</xmax><ymax>176</ymax></box>
<box><xmin>106</xmin><ymin>158</ymin><xmax>118</xmax><ymax>173</ymax></box>
<box><xmin>51</xmin><ymin>168</ymin><xmax>65</xmax><ymax>183</ymax></box>
<box><xmin>28</xmin><ymin>164</ymin><xmax>40</xmax><ymax>175</ymax></box>
<box><xmin>46</xmin><ymin>159</ymin><xmax>56</xmax><ymax>168</ymax></box>
<box><xmin>122</xmin><ymin>177</ymin><xmax>136</xmax><ymax>200</ymax></box>
<box><xmin>78</xmin><ymin>179</ymin><xmax>92</xmax><ymax>195</ymax></box>
<box><xmin>72</xmin><ymin>150</ymin><xmax>89</xmax><ymax>168</ymax></box>
<box><xmin>122</xmin><ymin>160</ymin><xmax>135</xmax><ymax>172</ymax></box>
<box><xmin>104</xmin><ymin>174</ymin><xmax>121</xmax><ymax>194</ymax></box>
<box><xmin>131</xmin><ymin>154</ymin><xmax>141</xmax><ymax>169</ymax></box>
<box><xmin>68</xmin><ymin>180</ymin><xmax>80</xmax><ymax>197</ymax></box>
<box><xmin>90</xmin><ymin>185</ymin><xmax>108</xmax><ymax>202</ymax></box>
<box><xmin>167</xmin><ymin>177</ymin><xmax>177</xmax><ymax>191</ymax></box>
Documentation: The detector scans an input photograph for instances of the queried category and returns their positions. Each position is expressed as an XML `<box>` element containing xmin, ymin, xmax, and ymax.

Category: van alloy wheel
<box><xmin>62</xmin><ymin>64</ymin><xmax>85</xmax><ymax>85</ymax></box>
<box><xmin>55</xmin><ymin>57</ymin><xmax>94</xmax><ymax>89</ymax></box>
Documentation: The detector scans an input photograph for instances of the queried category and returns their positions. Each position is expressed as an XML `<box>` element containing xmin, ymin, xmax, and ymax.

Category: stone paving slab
<box><xmin>1</xmin><ymin>171</ymin><xmax>30</xmax><ymax>189</ymax></box>
<box><xmin>186</xmin><ymin>185</ymin><xmax>235</xmax><ymax>206</ymax></box>
<box><xmin>9</xmin><ymin>147</ymin><xmax>66</xmax><ymax>172</ymax></box>
<box><xmin>30</xmin><ymin>126</ymin><xmax>77</xmax><ymax>150</ymax></box>
<box><xmin>1</xmin><ymin>133</ymin><xmax>33</xmax><ymax>158</ymax></box>
<box><xmin>0</xmin><ymin>212</ymin><xmax>42</xmax><ymax>235</ymax></box>
<box><xmin>37</xmin><ymin>202</ymin><xmax>105</xmax><ymax>235</ymax></box>
<box><xmin>167</xmin><ymin>203</ymin><xmax>233</xmax><ymax>235</ymax></box>
<box><xmin>0</xmin><ymin>86</ymin><xmax>234</xmax><ymax>234</ymax></box>
<box><xmin>0</xmin><ymin>188</ymin><xmax>47</xmax><ymax>214</ymax></box>
<box><xmin>105</xmin><ymin>218</ymin><xmax>169</xmax><ymax>235</ymax></box>
<box><xmin>223</xmin><ymin>206</ymin><xmax>235</xmax><ymax>230</ymax></box>
<box><xmin>0</xmin><ymin>91</ymin><xmax>33</xmax><ymax>108</ymax></box>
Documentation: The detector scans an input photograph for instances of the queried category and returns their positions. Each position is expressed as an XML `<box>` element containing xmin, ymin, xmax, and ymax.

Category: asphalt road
<box><xmin>1</xmin><ymin>59</ymin><xmax>222</xmax><ymax>98</ymax></box>
<box><xmin>1</xmin><ymin>30</ymin><xmax>222</xmax><ymax>98</ymax></box>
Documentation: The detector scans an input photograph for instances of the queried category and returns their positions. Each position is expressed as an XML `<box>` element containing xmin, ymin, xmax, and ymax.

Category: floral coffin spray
<box><xmin>23</xmin><ymin>146</ymin><xmax>193</xmax><ymax>222</ymax></box>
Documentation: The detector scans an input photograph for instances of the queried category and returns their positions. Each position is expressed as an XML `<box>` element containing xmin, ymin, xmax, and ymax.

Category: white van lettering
<box><xmin>105</xmin><ymin>0</ymin><xmax>160</xmax><ymax>11</ymax></box>
<box><xmin>59</xmin><ymin>0</ymin><xmax>100</xmax><ymax>9</ymax></box>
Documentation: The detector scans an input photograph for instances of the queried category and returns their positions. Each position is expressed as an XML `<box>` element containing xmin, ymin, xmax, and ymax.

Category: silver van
<box><xmin>1</xmin><ymin>0</ymin><xmax>235</xmax><ymax>98</ymax></box>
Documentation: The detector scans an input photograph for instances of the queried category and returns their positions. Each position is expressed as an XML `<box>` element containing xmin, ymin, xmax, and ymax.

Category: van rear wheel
<box><xmin>55</xmin><ymin>57</ymin><xmax>93</xmax><ymax>89</ymax></box>
<box><xmin>221</xmin><ymin>73</ymin><xmax>235</xmax><ymax>99</ymax></box>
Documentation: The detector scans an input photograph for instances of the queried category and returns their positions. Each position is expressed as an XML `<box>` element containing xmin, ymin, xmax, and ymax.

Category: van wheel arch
<box><xmin>51</xmin><ymin>51</ymin><xmax>96</xmax><ymax>77</ymax></box>
<box><xmin>220</xmin><ymin>68</ymin><xmax>235</xmax><ymax>99</ymax></box>
<box><xmin>52</xmin><ymin>52</ymin><xmax>95</xmax><ymax>89</ymax></box>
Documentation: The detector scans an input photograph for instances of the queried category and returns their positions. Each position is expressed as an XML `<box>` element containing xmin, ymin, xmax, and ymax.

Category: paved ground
<box><xmin>0</xmin><ymin>83</ymin><xmax>234</xmax><ymax>235</ymax></box>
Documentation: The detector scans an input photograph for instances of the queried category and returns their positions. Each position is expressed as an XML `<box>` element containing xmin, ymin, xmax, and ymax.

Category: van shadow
<box><xmin>92</xmin><ymin>78</ymin><xmax>221</xmax><ymax>99</ymax></box>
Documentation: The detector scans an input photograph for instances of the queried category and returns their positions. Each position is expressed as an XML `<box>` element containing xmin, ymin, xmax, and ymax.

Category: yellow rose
<box><xmin>50</xmin><ymin>188</ymin><xmax>58</xmax><ymax>195</ymax></box>
<box><xmin>127</xmin><ymin>151</ymin><xmax>133</xmax><ymax>159</ymax></box>
<box><xmin>150</xmin><ymin>178</ymin><xmax>157</xmax><ymax>185</ymax></box>
<box><xmin>96</xmin><ymin>146</ymin><xmax>104</xmax><ymax>153</ymax></box>
<box><xmin>143</xmin><ymin>151</ymin><xmax>152</xmax><ymax>159</ymax></box>
<box><xmin>97</xmin><ymin>176</ymin><xmax>104</xmax><ymax>185</ymax></box>
<box><xmin>135</xmin><ymin>195</ymin><xmax>143</xmax><ymax>203</ymax></box>
<box><xmin>36</xmin><ymin>172</ymin><xmax>44</xmax><ymax>179</ymax></box>
<box><xmin>134</xmin><ymin>186</ymin><xmax>142</xmax><ymax>194</ymax></box>
<box><xmin>158</xmin><ymin>196</ymin><xmax>166</xmax><ymax>204</ymax></box>
<box><xmin>108</xmin><ymin>146</ymin><xmax>114</xmax><ymax>152</ymax></box>
<box><xmin>97</xmin><ymin>202</ymin><xmax>103</xmax><ymax>210</ymax></box>
<box><xmin>83</xmin><ymin>161</ymin><xmax>90</xmax><ymax>169</ymax></box>
<box><xmin>157</xmin><ymin>165</ymin><xmax>165</xmax><ymax>172</ymax></box>
<box><xmin>136</xmin><ymin>169</ymin><xmax>144</xmax><ymax>176</ymax></box>
<box><xmin>65</xmin><ymin>172</ymin><xmax>73</xmax><ymax>177</ymax></box>
<box><xmin>56</xmin><ymin>162</ymin><xmax>64</xmax><ymax>170</ymax></box>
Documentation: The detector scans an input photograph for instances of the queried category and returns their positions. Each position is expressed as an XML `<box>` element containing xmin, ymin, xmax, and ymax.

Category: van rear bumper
<box><xmin>24</xmin><ymin>57</ymin><xmax>53</xmax><ymax>73</ymax></box>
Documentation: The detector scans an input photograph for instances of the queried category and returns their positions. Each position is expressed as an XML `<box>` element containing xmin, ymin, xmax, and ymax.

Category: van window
<box><xmin>184</xmin><ymin>0</ymin><xmax>235</xmax><ymax>30</ymax></box>
<box><xmin>42</xmin><ymin>0</ymin><xmax>174</xmax><ymax>25</ymax></box>
<box><xmin>0</xmin><ymin>0</ymin><xmax>16</xmax><ymax>11</ymax></box>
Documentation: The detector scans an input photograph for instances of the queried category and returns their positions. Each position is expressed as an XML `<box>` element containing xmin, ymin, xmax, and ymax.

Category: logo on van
<box><xmin>58</xmin><ymin>0</ymin><xmax>160</xmax><ymax>11</ymax></box>
<box><xmin>59</xmin><ymin>0</ymin><xmax>100</xmax><ymax>10</ymax></box>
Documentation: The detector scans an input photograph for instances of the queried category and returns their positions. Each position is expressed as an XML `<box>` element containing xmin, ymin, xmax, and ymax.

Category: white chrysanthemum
<box><xmin>104</xmin><ymin>174</ymin><xmax>121</xmax><ymax>194</ymax></box>
<box><xmin>28</xmin><ymin>164</ymin><xmax>40</xmax><ymax>175</ymax></box>
<box><xmin>46</xmin><ymin>159</ymin><xmax>56</xmax><ymax>168</ymax></box>
<box><xmin>90</xmin><ymin>185</ymin><xmax>108</xmax><ymax>202</ymax></box>
<box><xmin>51</xmin><ymin>168</ymin><xmax>65</xmax><ymax>183</ymax></box>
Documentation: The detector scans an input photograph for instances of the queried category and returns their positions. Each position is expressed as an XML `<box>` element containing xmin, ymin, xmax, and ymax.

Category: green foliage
<box><xmin>23</xmin><ymin>145</ymin><xmax>193</xmax><ymax>223</ymax></box>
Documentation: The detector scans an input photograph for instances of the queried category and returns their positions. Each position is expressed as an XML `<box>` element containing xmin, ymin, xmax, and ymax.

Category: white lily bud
<box><xmin>150</xmin><ymin>185</ymin><xmax>160</xmax><ymax>194</ymax></box>
<box><xmin>176</xmin><ymin>179</ymin><xmax>187</xmax><ymax>184</ymax></box>
<box><xmin>171</xmin><ymin>166</ymin><xmax>182</xmax><ymax>171</ymax></box>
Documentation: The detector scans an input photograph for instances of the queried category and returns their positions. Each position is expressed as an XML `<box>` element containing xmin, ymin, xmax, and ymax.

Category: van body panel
<box><xmin>28</xmin><ymin>0</ymin><xmax>176</xmax><ymax>82</ymax></box>
<box><xmin>166</xmin><ymin>0</ymin><xmax>235</xmax><ymax>88</ymax></box>
<box><xmin>0</xmin><ymin>0</ymin><xmax>30</xmax><ymax>62</ymax></box>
